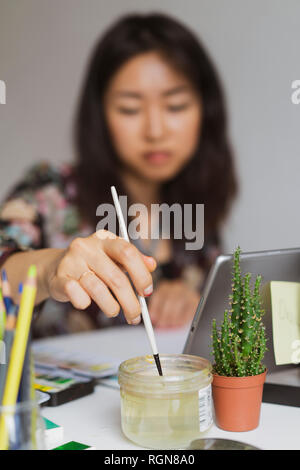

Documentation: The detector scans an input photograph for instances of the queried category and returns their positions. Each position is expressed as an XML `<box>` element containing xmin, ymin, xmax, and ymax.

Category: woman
<box><xmin>0</xmin><ymin>12</ymin><xmax>237</xmax><ymax>336</ymax></box>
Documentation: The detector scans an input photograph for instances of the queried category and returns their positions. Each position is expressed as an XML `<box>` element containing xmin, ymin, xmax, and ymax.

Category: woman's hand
<box><xmin>148</xmin><ymin>279</ymin><xmax>201</xmax><ymax>329</ymax></box>
<box><xmin>45</xmin><ymin>230</ymin><xmax>156</xmax><ymax>325</ymax></box>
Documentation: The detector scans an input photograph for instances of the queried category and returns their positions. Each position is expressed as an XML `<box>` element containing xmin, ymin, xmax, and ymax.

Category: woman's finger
<box><xmin>141</xmin><ymin>255</ymin><xmax>157</xmax><ymax>272</ymax></box>
<box><xmin>168</xmin><ymin>297</ymin><xmax>187</xmax><ymax>328</ymax></box>
<box><xmin>180</xmin><ymin>296</ymin><xmax>200</xmax><ymax>325</ymax></box>
<box><xmin>155</xmin><ymin>294</ymin><xmax>181</xmax><ymax>329</ymax></box>
<box><xmin>50</xmin><ymin>276</ymin><xmax>91</xmax><ymax>310</ymax></box>
<box><xmin>78</xmin><ymin>271</ymin><xmax>121</xmax><ymax>318</ymax></box>
<box><xmin>101</xmin><ymin>237</ymin><xmax>154</xmax><ymax>297</ymax></box>
<box><xmin>86</xmin><ymin>249</ymin><xmax>142</xmax><ymax>323</ymax></box>
<box><xmin>172</xmin><ymin>298</ymin><xmax>192</xmax><ymax>328</ymax></box>
<box><xmin>148</xmin><ymin>281</ymin><xmax>170</xmax><ymax>323</ymax></box>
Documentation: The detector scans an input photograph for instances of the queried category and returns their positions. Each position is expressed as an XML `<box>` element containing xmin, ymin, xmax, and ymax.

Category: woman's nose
<box><xmin>143</xmin><ymin>107</ymin><xmax>166</xmax><ymax>142</ymax></box>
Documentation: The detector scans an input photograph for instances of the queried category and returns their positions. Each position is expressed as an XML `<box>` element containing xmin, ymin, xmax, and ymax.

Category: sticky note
<box><xmin>270</xmin><ymin>281</ymin><xmax>300</xmax><ymax>365</ymax></box>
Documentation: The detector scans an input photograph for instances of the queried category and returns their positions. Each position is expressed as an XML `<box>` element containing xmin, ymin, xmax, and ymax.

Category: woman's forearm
<box><xmin>1</xmin><ymin>231</ymin><xmax>157</xmax><ymax>326</ymax></box>
<box><xmin>2</xmin><ymin>248</ymin><xmax>65</xmax><ymax>305</ymax></box>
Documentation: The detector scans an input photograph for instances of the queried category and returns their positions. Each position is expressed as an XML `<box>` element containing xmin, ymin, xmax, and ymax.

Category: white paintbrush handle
<box><xmin>138</xmin><ymin>295</ymin><xmax>158</xmax><ymax>355</ymax></box>
<box><xmin>111</xmin><ymin>186</ymin><xmax>158</xmax><ymax>356</ymax></box>
<box><xmin>111</xmin><ymin>186</ymin><xmax>129</xmax><ymax>242</ymax></box>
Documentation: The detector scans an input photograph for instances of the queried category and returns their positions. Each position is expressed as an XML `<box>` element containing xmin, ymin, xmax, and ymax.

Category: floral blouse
<box><xmin>0</xmin><ymin>162</ymin><xmax>221</xmax><ymax>338</ymax></box>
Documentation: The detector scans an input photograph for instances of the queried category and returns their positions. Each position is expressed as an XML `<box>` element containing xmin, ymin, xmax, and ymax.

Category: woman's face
<box><xmin>104</xmin><ymin>51</ymin><xmax>202</xmax><ymax>183</ymax></box>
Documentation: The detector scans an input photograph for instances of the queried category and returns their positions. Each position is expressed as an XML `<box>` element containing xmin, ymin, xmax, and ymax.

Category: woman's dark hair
<box><xmin>74</xmin><ymin>12</ymin><xmax>238</xmax><ymax>270</ymax></box>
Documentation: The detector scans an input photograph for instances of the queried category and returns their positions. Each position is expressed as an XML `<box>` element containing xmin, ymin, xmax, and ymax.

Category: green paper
<box><xmin>43</xmin><ymin>417</ymin><xmax>60</xmax><ymax>430</ymax></box>
<box><xmin>53</xmin><ymin>441</ymin><xmax>91</xmax><ymax>450</ymax></box>
<box><xmin>270</xmin><ymin>281</ymin><xmax>300</xmax><ymax>365</ymax></box>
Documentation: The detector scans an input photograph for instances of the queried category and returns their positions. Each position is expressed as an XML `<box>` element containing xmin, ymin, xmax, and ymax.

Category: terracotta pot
<box><xmin>212</xmin><ymin>370</ymin><xmax>267</xmax><ymax>432</ymax></box>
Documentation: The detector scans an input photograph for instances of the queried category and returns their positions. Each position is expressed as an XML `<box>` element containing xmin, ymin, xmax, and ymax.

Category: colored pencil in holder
<box><xmin>18</xmin><ymin>329</ymin><xmax>33</xmax><ymax>447</ymax></box>
<box><xmin>1</xmin><ymin>269</ymin><xmax>13</xmax><ymax>314</ymax></box>
<box><xmin>19</xmin><ymin>333</ymin><xmax>31</xmax><ymax>402</ymax></box>
<box><xmin>0</xmin><ymin>265</ymin><xmax>37</xmax><ymax>449</ymax></box>
<box><xmin>0</xmin><ymin>308</ymin><xmax>17</xmax><ymax>403</ymax></box>
<box><xmin>8</xmin><ymin>282</ymin><xmax>23</xmax><ymax>320</ymax></box>
<box><xmin>0</xmin><ymin>288</ymin><xmax>6</xmax><ymax>342</ymax></box>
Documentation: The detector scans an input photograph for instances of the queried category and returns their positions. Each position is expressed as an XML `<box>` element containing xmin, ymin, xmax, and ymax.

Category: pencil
<box><xmin>19</xmin><ymin>331</ymin><xmax>32</xmax><ymax>403</ymax></box>
<box><xmin>0</xmin><ymin>311</ymin><xmax>17</xmax><ymax>403</ymax></box>
<box><xmin>18</xmin><ymin>282</ymin><xmax>23</xmax><ymax>303</ymax></box>
<box><xmin>1</xmin><ymin>269</ymin><xmax>13</xmax><ymax>314</ymax></box>
<box><xmin>9</xmin><ymin>282</ymin><xmax>23</xmax><ymax>319</ymax></box>
<box><xmin>0</xmin><ymin>288</ymin><xmax>6</xmax><ymax>342</ymax></box>
<box><xmin>18</xmin><ymin>332</ymin><xmax>32</xmax><ymax>448</ymax></box>
<box><xmin>0</xmin><ymin>265</ymin><xmax>37</xmax><ymax>449</ymax></box>
<box><xmin>110</xmin><ymin>186</ymin><xmax>163</xmax><ymax>376</ymax></box>
<box><xmin>0</xmin><ymin>308</ymin><xmax>17</xmax><ymax>448</ymax></box>
<box><xmin>29</xmin><ymin>352</ymin><xmax>37</xmax><ymax>449</ymax></box>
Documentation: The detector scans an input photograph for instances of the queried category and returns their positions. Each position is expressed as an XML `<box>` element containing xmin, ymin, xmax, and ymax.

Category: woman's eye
<box><xmin>117</xmin><ymin>107</ymin><xmax>140</xmax><ymax>115</ymax></box>
<box><xmin>167</xmin><ymin>103</ymin><xmax>190</xmax><ymax>112</ymax></box>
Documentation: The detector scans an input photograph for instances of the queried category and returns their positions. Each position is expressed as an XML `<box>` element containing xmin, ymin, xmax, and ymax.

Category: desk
<box><xmin>35</xmin><ymin>325</ymin><xmax>300</xmax><ymax>450</ymax></box>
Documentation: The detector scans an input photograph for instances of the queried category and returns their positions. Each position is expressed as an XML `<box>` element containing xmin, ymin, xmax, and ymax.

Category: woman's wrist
<box><xmin>2</xmin><ymin>247</ymin><xmax>65</xmax><ymax>304</ymax></box>
<box><xmin>38</xmin><ymin>248</ymin><xmax>66</xmax><ymax>302</ymax></box>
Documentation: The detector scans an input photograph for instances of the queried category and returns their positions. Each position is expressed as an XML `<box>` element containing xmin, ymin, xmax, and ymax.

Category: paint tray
<box><xmin>34</xmin><ymin>365</ymin><xmax>95</xmax><ymax>406</ymax></box>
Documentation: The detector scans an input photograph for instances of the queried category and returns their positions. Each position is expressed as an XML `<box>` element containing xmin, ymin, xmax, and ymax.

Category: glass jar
<box><xmin>0</xmin><ymin>400</ymin><xmax>45</xmax><ymax>450</ymax></box>
<box><xmin>118</xmin><ymin>354</ymin><xmax>213</xmax><ymax>449</ymax></box>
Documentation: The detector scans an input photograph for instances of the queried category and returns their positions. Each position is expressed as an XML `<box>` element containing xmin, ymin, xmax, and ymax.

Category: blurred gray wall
<box><xmin>0</xmin><ymin>0</ymin><xmax>299</xmax><ymax>253</ymax></box>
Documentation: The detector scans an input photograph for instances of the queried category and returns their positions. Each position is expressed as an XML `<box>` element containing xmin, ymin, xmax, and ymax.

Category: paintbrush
<box><xmin>111</xmin><ymin>186</ymin><xmax>163</xmax><ymax>376</ymax></box>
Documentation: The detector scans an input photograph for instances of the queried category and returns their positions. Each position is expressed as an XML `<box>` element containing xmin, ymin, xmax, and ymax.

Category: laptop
<box><xmin>183</xmin><ymin>247</ymin><xmax>300</xmax><ymax>407</ymax></box>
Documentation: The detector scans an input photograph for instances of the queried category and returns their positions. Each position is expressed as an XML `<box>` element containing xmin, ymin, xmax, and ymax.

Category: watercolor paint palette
<box><xmin>32</xmin><ymin>343</ymin><xmax>119</xmax><ymax>379</ymax></box>
<box><xmin>34</xmin><ymin>365</ymin><xmax>95</xmax><ymax>406</ymax></box>
<box><xmin>36</xmin><ymin>389</ymin><xmax>51</xmax><ymax>405</ymax></box>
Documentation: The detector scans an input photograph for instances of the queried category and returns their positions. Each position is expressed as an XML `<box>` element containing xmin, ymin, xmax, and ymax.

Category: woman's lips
<box><xmin>143</xmin><ymin>152</ymin><xmax>172</xmax><ymax>165</ymax></box>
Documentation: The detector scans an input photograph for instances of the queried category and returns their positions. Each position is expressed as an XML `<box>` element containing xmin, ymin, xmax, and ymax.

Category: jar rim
<box><xmin>118</xmin><ymin>353</ymin><xmax>212</xmax><ymax>391</ymax></box>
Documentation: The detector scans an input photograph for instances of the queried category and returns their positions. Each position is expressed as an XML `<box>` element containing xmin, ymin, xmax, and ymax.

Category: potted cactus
<box><xmin>211</xmin><ymin>247</ymin><xmax>267</xmax><ymax>431</ymax></box>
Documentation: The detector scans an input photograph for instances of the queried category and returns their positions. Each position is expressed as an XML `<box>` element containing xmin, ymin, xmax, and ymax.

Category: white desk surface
<box><xmin>35</xmin><ymin>325</ymin><xmax>300</xmax><ymax>450</ymax></box>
